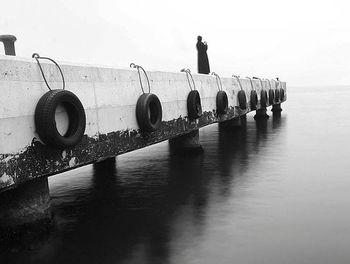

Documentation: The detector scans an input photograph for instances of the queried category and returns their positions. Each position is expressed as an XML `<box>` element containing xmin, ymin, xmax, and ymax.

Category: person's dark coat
<box><xmin>196</xmin><ymin>39</ymin><xmax>210</xmax><ymax>74</ymax></box>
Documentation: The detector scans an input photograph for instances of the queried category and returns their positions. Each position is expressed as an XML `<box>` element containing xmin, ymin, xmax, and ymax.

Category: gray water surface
<box><xmin>3</xmin><ymin>86</ymin><xmax>350</xmax><ymax>263</ymax></box>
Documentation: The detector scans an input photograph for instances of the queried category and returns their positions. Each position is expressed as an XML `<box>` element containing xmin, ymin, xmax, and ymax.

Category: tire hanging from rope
<box><xmin>33</xmin><ymin>53</ymin><xmax>86</xmax><ymax>149</ymax></box>
<box><xmin>212</xmin><ymin>72</ymin><xmax>228</xmax><ymax>115</ymax></box>
<box><xmin>131</xmin><ymin>63</ymin><xmax>163</xmax><ymax>132</ymax></box>
<box><xmin>181</xmin><ymin>69</ymin><xmax>202</xmax><ymax>119</ymax></box>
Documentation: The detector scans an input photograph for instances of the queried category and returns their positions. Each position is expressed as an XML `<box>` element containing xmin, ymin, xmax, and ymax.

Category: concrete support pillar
<box><xmin>96</xmin><ymin>156</ymin><xmax>116</xmax><ymax>164</ymax></box>
<box><xmin>219</xmin><ymin>115</ymin><xmax>246</xmax><ymax>130</ymax></box>
<box><xmin>271</xmin><ymin>103</ymin><xmax>282</xmax><ymax>114</ymax></box>
<box><xmin>0</xmin><ymin>177</ymin><xmax>52</xmax><ymax>239</ymax></box>
<box><xmin>254</xmin><ymin>107</ymin><xmax>269</xmax><ymax>120</ymax></box>
<box><xmin>169</xmin><ymin>129</ymin><xmax>203</xmax><ymax>153</ymax></box>
<box><xmin>93</xmin><ymin>156</ymin><xmax>117</xmax><ymax>175</ymax></box>
<box><xmin>240</xmin><ymin>114</ymin><xmax>247</xmax><ymax>126</ymax></box>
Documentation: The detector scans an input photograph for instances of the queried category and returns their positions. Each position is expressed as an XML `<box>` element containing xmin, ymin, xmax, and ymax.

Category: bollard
<box><xmin>0</xmin><ymin>35</ymin><xmax>17</xmax><ymax>56</ymax></box>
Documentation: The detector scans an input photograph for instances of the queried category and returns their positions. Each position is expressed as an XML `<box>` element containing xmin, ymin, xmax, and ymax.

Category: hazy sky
<box><xmin>1</xmin><ymin>0</ymin><xmax>350</xmax><ymax>86</ymax></box>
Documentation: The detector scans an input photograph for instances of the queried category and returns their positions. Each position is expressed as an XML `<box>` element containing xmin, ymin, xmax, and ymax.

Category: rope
<box><xmin>181</xmin><ymin>68</ymin><xmax>196</xmax><ymax>91</ymax></box>
<box><xmin>277</xmin><ymin>79</ymin><xmax>282</xmax><ymax>89</ymax></box>
<box><xmin>130</xmin><ymin>63</ymin><xmax>151</xmax><ymax>94</ymax></box>
<box><xmin>32</xmin><ymin>53</ymin><xmax>65</xmax><ymax>91</ymax></box>
<box><xmin>264</xmin><ymin>79</ymin><xmax>272</xmax><ymax>89</ymax></box>
<box><xmin>232</xmin><ymin>74</ymin><xmax>243</xmax><ymax>90</ymax></box>
<box><xmin>271</xmin><ymin>79</ymin><xmax>278</xmax><ymax>89</ymax></box>
<box><xmin>245</xmin><ymin>77</ymin><xmax>255</xmax><ymax>90</ymax></box>
<box><xmin>253</xmin><ymin>77</ymin><xmax>264</xmax><ymax>90</ymax></box>
<box><xmin>187</xmin><ymin>69</ymin><xmax>196</xmax><ymax>91</ymax></box>
<box><xmin>211</xmin><ymin>72</ymin><xmax>223</xmax><ymax>91</ymax></box>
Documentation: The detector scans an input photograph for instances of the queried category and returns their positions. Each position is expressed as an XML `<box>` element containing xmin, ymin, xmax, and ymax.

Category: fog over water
<box><xmin>2</xmin><ymin>86</ymin><xmax>350</xmax><ymax>263</ymax></box>
<box><xmin>2</xmin><ymin>0</ymin><xmax>350</xmax><ymax>86</ymax></box>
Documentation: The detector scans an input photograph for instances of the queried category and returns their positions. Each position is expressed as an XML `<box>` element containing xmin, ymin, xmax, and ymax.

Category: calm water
<box><xmin>3</xmin><ymin>86</ymin><xmax>350</xmax><ymax>263</ymax></box>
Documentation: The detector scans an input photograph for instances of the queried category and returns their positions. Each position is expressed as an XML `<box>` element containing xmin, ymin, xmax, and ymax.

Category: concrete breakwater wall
<box><xmin>0</xmin><ymin>55</ymin><xmax>286</xmax><ymax>193</ymax></box>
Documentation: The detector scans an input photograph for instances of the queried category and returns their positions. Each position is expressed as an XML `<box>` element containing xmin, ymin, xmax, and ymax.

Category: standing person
<box><xmin>196</xmin><ymin>36</ymin><xmax>210</xmax><ymax>74</ymax></box>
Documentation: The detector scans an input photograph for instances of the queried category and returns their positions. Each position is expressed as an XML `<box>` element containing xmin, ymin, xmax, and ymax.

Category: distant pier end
<box><xmin>0</xmin><ymin>55</ymin><xmax>286</xmax><ymax>231</ymax></box>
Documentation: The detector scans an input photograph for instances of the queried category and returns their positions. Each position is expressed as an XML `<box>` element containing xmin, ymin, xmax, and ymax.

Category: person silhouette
<box><xmin>196</xmin><ymin>36</ymin><xmax>210</xmax><ymax>74</ymax></box>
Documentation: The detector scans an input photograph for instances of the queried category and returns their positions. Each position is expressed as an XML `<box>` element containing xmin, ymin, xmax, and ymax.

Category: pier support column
<box><xmin>271</xmin><ymin>103</ymin><xmax>282</xmax><ymax>114</ymax></box>
<box><xmin>219</xmin><ymin>115</ymin><xmax>246</xmax><ymax>130</ymax></box>
<box><xmin>0</xmin><ymin>177</ymin><xmax>52</xmax><ymax>239</ymax></box>
<box><xmin>254</xmin><ymin>108</ymin><xmax>269</xmax><ymax>120</ymax></box>
<box><xmin>169</xmin><ymin>129</ymin><xmax>203</xmax><ymax>153</ymax></box>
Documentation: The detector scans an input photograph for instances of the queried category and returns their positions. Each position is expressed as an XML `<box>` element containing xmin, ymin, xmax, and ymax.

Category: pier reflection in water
<box><xmin>4</xmin><ymin>86</ymin><xmax>350</xmax><ymax>264</ymax></box>
<box><xmin>4</xmin><ymin>114</ymin><xmax>285</xmax><ymax>263</ymax></box>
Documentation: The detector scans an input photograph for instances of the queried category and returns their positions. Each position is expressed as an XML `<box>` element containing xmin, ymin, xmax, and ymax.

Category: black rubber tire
<box><xmin>268</xmin><ymin>89</ymin><xmax>275</xmax><ymax>105</ymax></box>
<box><xmin>35</xmin><ymin>89</ymin><xmax>86</xmax><ymax>149</ymax></box>
<box><xmin>237</xmin><ymin>90</ymin><xmax>247</xmax><ymax>110</ymax></box>
<box><xmin>250</xmin><ymin>90</ymin><xmax>258</xmax><ymax>110</ymax></box>
<box><xmin>216</xmin><ymin>91</ymin><xmax>228</xmax><ymax>114</ymax></box>
<box><xmin>136</xmin><ymin>93</ymin><xmax>162</xmax><ymax>132</ymax></box>
<box><xmin>260</xmin><ymin>90</ymin><xmax>268</xmax><ymax>108</ymax></box>
<box><xmin>274</xmin><ymin>88</ymin><xmax>280</xmax><ymax>103</ymax></box>
<box><xmin>187</xmin><ymin>90</ymin><xmax>202</xmax><ymax>119</ymax></box>
<box><xmin>280</xmin><ymin>88</ymin><xmax>285</xmax><ymax>101</ymax></box>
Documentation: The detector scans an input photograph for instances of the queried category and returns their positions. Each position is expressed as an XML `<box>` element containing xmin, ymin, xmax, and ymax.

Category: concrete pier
<box><xmin>169</xmin><ymin>130</ymin><xmax>203</xmax><ymax>153</ymax></box>
<box><xmin>0</xmin><ymin>54</ymin><xmax>287</xmax><ymax>231</ymax></box>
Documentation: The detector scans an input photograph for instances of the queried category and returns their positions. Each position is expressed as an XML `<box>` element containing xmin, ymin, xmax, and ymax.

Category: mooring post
<box><xmin>219</xmin><ymin>115</ymin><xmax>246</xmax><ymax>130</ymax></box>
<box><xmin>0</xmin><ymin>35</ymin><xmax>17</xmax><ymax>56</ymax></box>
<box><xmin>169</xmin><ymin>129</ymin><xmax>203</xmax><ymax>153</ymax></box>
<box><xmin>254</xmin><ymin>107</ymin><xmax>269</xmax><ymax>120</ymax></box>
<box><xmin>271</xmin><ymin>103</ymin><xmax>282</xmax><ymax>114</ymax></box>
<box><xmin>0</xmin><ymin>178</ymin><xmax>52</xmax><ymax>238</ymax></box>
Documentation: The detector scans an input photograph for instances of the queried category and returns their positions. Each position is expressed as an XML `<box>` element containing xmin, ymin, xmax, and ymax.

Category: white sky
<box><xmin>1</xmin><ymin>0</ymin><xmax>350</xmax><ymax>86</ymax></box>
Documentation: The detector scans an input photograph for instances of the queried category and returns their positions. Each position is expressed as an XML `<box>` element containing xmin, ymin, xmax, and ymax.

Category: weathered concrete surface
<box><xmin>0</xmin><ymin>55</ymin><xmax>287</xmax><ymax>192</ymax></box>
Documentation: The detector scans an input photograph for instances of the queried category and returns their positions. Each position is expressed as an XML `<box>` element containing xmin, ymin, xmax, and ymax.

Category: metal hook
<box><xmin>32</xmin><ymin>53</ymin><xmax>65</xmax><ymax>91</ymax></box>
<box><xmin>245</xmin><ymin>76</ymin><xmax>255</xmax><ymax>91</ymax></box>
<box><xmin>264</xmin><ymin>78</ymin><xmax>272</xmax><ymax>90</ymax></box>
<box><xmin>181</xmin><ymin>68</ymin><xmax>196</xmax><ymax>91</ymax></box>
<box><xmin>276</xmin><ymin>78</ymin><xmax>282</xmax><ymax>89</ymax></box>
<box><xmin>253</xmin><ymin>76</ymin><xmax>264</xmax><ymax>90</ymax></box>
<box><xmin>232</xmin><ymin>74</ymin><xmax>243</xmax><ymax>90</ymax></box>
<box><xmin>211</xmin><ymin>72</ymin><xmax>223</xmax><ymax>91</ymax></box>
<box><xmin>130</xmin><ymin>63</ymin><xmax>151</xmax><ymax>94</ymax></box>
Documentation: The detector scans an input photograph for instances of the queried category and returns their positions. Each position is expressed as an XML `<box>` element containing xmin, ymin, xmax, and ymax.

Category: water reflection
<box><xmin>6</xmin><ymin>87</ymin><xmax>350</xmax><ymax>263</ymax></box>
<box><xmin>2</xmin><ymin>112</ymin><xmax>286</xmax><ymax>264</ymax></box>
